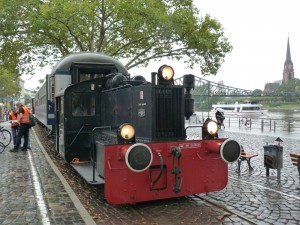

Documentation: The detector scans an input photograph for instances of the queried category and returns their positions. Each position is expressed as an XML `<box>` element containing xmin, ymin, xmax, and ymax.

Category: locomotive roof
<box><xmin>51</xmin><ymin>52</ymin><xmax>129</xmax><ymax>75</ymax></box>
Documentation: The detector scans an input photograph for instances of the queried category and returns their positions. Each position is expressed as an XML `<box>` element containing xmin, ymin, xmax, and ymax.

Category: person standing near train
<box><xmin>9</xmin><ymin>102</ymin><xmax>31</xmax><ymax>152</ymax></box>
<box><xmin>9</xmin><ymin>108</ymin><xmax>19</xmax><ymax>149</ymax></box>
<box><xmin>215</xmin><ymin>108</ymin><xmax>225</xmax><ymax>129</ymax></box>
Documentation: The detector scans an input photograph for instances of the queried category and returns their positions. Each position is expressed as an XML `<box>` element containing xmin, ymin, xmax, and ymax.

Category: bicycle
<box><xmin>0</xmin><ymin>142</ymin><xmax>5</xmax><ymax>153</ymax></box>
<box><xmin>217</xmin><ymin>119</ymin><xmax>225</xmax><ymax>130</ymax></box>
<box><xmin>240</xmin><ymin>117</ymin><xmax>251</xmax><ymax>128</ymax></box>
<box><xmin>0</xmin><ymin>123</ymin><xmax>12</xmax><ymax>148</ymax></box>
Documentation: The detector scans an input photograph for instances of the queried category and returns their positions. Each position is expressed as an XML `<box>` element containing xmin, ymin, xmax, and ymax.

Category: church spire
<box><xmin>285</xmin><ymin>37</ymin><xmax>292</xmax><ymax>63</ymax></box>
<box><xmin>282</xmin><ymin>36</ymin><xmax>294</xmax><ymax>84</ymax></box>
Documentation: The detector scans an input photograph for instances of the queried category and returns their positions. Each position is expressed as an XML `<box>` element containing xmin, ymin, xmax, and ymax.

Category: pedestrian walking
<box><xmin>215</xmin><ymin>108</ymin><xmax>225</xmax><ymax>129</ymax></box>
<box><xmin>9</xmin><ymin>102</ymin><xmax>31</xmax><ymax>152</ymax></box>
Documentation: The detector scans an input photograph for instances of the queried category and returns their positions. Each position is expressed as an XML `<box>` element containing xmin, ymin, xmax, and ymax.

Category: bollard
<box><xmin>270</xmin><ymin>119</ymin><xmax>271</xmax><ymax>131</ymax></box>
<box><xmin>261</xmin><ymin>120</ymin><xmax>264</xmax><ymax>130</ymax></box>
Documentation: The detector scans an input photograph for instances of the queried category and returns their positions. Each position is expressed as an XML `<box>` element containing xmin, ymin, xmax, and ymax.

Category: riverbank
<box><xmin>262</xmin><ymin>102</ymin><xmax>300</xmax><ymax>111</ymax></box>
<box><xmin>188</xmin><ymin>110</ymin><xmax>300</xmax><ymax>140</ymax></box>
<box><xmin>267</xmin><ymin>107</ymin><xmax>300</xmax><ymax>112</ymax></box>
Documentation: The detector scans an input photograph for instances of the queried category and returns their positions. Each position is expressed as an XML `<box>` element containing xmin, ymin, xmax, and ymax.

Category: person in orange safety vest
<box><xmin>9</xmin><ymin>102</ymin><xmax>31</xmax><ymax>152</ymax></box>
<box><xmin>9</xmin><ymin>108</ymin><xmax>19</xmax><ymax>148</ymax></box>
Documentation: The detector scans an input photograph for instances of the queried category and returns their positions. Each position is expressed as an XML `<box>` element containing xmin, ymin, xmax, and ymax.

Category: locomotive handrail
<box><xmin>101</xmin><ymin>84</ymin><xmax>132</xmax><ymax>93</ymax></box>
<box><xmin>69</xmin><ymin>124</ymin><xmax>101</xmax><ymax>146</ymax></box>
<box><xmin>185</xmin><ymin>125</ymin><xmax>202</xmax><ymax>137</ymax></box>
<box><xmin>70</xmin><ymin>125</ymin><xmax>85</xmax><ymax>146</ymax></box>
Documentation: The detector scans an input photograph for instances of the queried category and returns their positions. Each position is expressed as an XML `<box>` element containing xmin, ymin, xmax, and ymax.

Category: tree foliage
<box><xmin>0</xmin><ymin>68</ymin><xmax>20</xmax><ymax>97</ymax></box>
<box><xmin>0</xmin><ymin>0</ymin><xmax>232</xmax><ymax>78</ymax></box>
<box><xmin>252</xmin><ymin>89</ymin><xmax>263</xmax><ymax>96</ymax></box>
<box><xmin>275</xmin><ymin>78</ymin><xmax>300</xmax><ymax>94</ymax></box>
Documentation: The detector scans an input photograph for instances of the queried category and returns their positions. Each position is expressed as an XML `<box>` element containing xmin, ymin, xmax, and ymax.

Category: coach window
<box><xmin>79</xmin><ymin>73</ymin><xmax>91</xmax><ymax>82</ymax></box>
<box><xmin>72</xmin><ymin>93</ymin><xmax>95</xmax><ymax>117</ymax></box>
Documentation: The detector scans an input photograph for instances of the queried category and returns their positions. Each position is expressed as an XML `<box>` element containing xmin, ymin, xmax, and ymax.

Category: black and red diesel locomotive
<box><xmin>34</xmin><ymin>52</ymin><xmax>241</xmax><ymax>204</ymax></box>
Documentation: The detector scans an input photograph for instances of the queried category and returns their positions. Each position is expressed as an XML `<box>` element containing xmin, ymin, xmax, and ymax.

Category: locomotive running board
<box><xmin>71</xmin><ymin>163</ymin><xmax>104</xmax><ymax>185</ymax></box>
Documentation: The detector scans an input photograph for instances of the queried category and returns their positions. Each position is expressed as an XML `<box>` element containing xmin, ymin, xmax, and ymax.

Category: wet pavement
<box><xmin>0</xmin><ymin>120</ymin><xmax>300</xmax><ymax>225</ymax></box>
<box><xmin>202</xmin><ymin>130</ymin><xmax>300</xmax><ymax>225</ymax></box>
<box><xmin>0</xmin><ymin>121</ymin><xmax>95</xmax><ymax>225</ymax></box>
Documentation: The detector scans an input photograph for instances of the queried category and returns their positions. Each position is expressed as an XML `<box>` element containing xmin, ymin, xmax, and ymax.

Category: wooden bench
<box><xmin>290</xmin><ymin>153</ymin><xmax>300</xmax><ymax>176</ymax></box>
<box><xmin>238</xmin><ymin>152</ymin><xmax>258</xmax><ymax>172</ymax></box>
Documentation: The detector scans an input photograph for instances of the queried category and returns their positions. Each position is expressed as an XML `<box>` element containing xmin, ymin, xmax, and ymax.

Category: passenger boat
<box><xmin>211</xmin><ymin>101</ymin><xmax>267</xmax><ymax>115</ymax></box>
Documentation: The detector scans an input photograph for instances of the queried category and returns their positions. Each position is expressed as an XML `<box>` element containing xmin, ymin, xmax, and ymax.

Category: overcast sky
<box><xmin>192</xmin><ymin>0</ymin><xmax>300</xmax><ymax>90</ymax></box>
<box><xmin>24</xmin><ymin>0</ymin><xmax>299</xmax><ymax>91</ymax></box>
<box><xmin>128</xmin><ymin>0</ymin><xmax>300</xmax><ymax>91</ymax></box>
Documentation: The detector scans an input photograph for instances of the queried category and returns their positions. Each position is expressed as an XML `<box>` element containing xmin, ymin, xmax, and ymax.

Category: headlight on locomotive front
<box><xmin>125</xmin><ymin>143</ymin><xmax>153</xmax><ymax>172</ymax></box>
<box><xmin>118</xmin><ymin>123</ymin><xmax>135</xmax><ymax>140</ymax></box>
<box><xmin>206</xmin><ymin>120</ymin><xmax>218</xmax><ymax>135</ymax></box>
<box><xmin>202</xmin><ymin>118</ymin><xmax>219</xmax><ymax>140</ymax></box>
<box><xmin>158</xmin><ymin>65</ymin><xmax>174</xmax><ymax>81</ymax></box>
<box><xmin>117</xmin><ymin>123</ymin><xmax>136</xmax><ymax>144</ymax></box>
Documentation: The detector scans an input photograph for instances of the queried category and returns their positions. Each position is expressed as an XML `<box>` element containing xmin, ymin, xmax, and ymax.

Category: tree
<box><xmin>252</xmin><ymin>89</ymin><xmax>263</xmax><ymax>96</ymax></box>
<box><xmin>276</xmin><ymin>78</ymin><xmax>300</xmax><ymax>93</ymax></box>
<box><xmin>0</xmin><ymin>0</ymin><xmax>232</xmax><ymax>78</ymax></box>
<box><xmin>0</xmin><ymin>68</ymin><xmax>20</xmax><ymax>98</ymax></box>
<box><xmin>24</xmin><ymin>93</ymin><xmax>32</xmax><ymax>105</ymax></box>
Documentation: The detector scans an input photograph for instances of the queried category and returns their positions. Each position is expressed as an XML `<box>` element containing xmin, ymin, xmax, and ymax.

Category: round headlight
<box><xmin>119</xmin><ymin>123</ymin><xmax>135</xmax><ymax>140</ymax></box>
<box><xmin>158</xmin><ymin>65</ymin><xmax>174</xmax><ymax>81</ymax></box>
<box><xmin>206</xmin><ymin>120</ymin><xmax>218</xmax><ymax>135</ymax></box>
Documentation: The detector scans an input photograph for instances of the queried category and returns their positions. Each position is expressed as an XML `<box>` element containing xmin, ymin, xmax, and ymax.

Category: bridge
<box><xmin>0</xmin><ymin>97</ymin><xmax>33</xmax><ymax>102</ymax></box>
<box><xmin>174</xmin><ymin>75</ymin><xmax>253</xmax><ymax>97</ymax></box>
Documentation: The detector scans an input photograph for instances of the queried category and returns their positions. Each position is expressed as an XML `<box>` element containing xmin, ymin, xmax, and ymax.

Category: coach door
<box><xmin>63</xmin><ymin>80</ymin><xmax>101</xmax><ymax>162</ymax></box>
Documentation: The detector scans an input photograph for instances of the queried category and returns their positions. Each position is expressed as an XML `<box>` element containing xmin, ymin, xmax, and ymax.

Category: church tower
<box><xmin>282</xmin><ymin>37</ymin><xmax>294</xmax><ymax>83</ymax></box>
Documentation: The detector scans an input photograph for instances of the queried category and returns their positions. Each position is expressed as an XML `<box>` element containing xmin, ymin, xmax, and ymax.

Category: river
<box><xmin>191</xmin><ymin>109</ymin><xmax>300</xmax><ymax>140</ymax></box>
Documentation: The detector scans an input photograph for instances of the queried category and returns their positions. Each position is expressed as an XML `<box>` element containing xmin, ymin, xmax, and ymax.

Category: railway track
<box><xmin>191</xmin><ymin>194</ymin><xmax>256</xmax><ymax>225</ymax></box>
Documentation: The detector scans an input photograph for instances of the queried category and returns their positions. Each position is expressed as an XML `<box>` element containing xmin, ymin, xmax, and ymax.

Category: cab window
<box><xmin>72</xmin><ymin>93</ymin><xmax>95</xmax><ymax>117</ymax></box>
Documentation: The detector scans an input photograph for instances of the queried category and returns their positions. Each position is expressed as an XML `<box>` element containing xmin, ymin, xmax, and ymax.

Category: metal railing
<box><xmin>187</xmin><ymin>114</ymin><xmax>300</xmax><ymax>134</ymax></box>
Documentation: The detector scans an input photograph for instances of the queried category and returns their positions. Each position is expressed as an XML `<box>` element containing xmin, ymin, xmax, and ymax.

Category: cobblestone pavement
<box><xmin>0</xmin><ymin>121</ymin><xmax>95</xmax><ymax>225</ymax></box>
<box><xmin>203</xmin><ymin>130</ymin><xmax>300</xmax><ymax>225</ymax></box>
<box><xmin>1</xmin><ymin>120</ymin><xmax>300</xmax><ymax>225</ymax></box>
